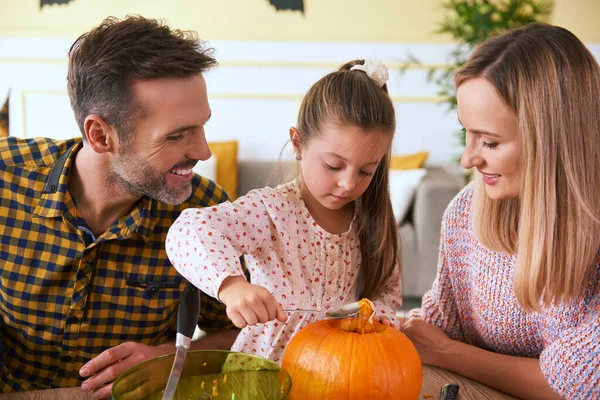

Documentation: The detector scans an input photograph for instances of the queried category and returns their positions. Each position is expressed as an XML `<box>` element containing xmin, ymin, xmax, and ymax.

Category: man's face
<box><xmin>111</xmin><ymin>75</ymin><xmax>212</xmax><ymax>205</ymax></box>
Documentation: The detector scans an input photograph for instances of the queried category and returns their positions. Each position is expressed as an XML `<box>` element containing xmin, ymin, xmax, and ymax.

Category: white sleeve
<box><xmin>166</xmin><ymin>191</ymin><xmax>275</xmax><ymax>299</ymax></box>
<box><xmin>372</xmin><ymin>263</ymin><xmax>402</xmax><ymax>329</ymax></box>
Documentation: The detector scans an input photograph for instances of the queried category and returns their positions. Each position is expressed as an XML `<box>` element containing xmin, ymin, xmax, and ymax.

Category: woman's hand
<box><xmin>402</xmin><ymin>317</ymin><xmax>453</xmax><ymax>366</ymax></box>
<box><xmin>218</xmin><ymin>276</ymin><xmax>287</xmax><ymax>328</ymax></box>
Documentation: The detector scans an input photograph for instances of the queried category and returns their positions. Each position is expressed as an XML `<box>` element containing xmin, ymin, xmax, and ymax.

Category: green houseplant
<box><xmin>422</xmin><ymin>0</ymin><xmax>553</xmax><ymax>149</ymax></box>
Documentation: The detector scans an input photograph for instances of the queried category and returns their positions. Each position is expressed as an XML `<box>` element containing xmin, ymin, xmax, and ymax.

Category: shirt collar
<box><xmin>99</xmin><ymin>197</ymin><xmax>158</xmax><ymax>243</ymax></box>
<box><xmin>33</xmin><ymin>140</ymin><xmax>157</xmax><ymax>242</ymax></box>
<box><xmin>33</xmin><ymin>140</ymin><xmax>80</xmax><ymax>219</ymax></box>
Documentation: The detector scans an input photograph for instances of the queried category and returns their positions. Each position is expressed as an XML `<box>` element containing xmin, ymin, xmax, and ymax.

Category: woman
<box><xmin>404</xmin><ymin>24</ymin><xmax>600</xmax><ymax>399</ymax></box>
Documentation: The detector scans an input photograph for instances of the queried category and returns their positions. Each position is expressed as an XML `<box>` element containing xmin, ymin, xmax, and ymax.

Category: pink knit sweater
<box><xmin>420</xmin><ymin>184</ymin><xmax>600</xmax><ymax>399</ymax></box>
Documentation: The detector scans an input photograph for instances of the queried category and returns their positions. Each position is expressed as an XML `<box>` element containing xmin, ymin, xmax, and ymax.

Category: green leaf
<box><xmin>398</xmin><ymin>0</ymin><xmax>554</xmax><ymax>156</ymax></box>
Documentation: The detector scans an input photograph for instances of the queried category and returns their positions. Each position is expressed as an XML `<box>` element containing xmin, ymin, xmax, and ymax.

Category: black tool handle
<box><xmin>177</xmin><ymin>281</ymin><xmax>201</xmax><ymax>339</ymax></box>
<box><xmin>440</xmin><ymin>383</ymin><xmax>459</xmax><ymax>400</ymax></box>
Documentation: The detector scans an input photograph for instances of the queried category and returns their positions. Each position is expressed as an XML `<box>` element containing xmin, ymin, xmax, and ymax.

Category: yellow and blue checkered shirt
<box><xmin>0</xmin><ymin>137</ymin><xmax>234</xmax><ymax>391</ymax></box>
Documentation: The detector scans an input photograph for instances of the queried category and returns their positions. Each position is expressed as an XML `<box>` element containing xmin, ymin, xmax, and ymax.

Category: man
<box><xmin>0</xmin><ymin>15</ymin><xmax>238</xmax><ymax>398</ymax></box>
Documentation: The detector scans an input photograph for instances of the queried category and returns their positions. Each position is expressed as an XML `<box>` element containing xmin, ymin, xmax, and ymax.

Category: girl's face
<box><xmin>458</xmin><ymin>77</ymin><xmax>522</xmax><ymax>200</ymax></box>
<box><xmin>292</xmin><ymin>122</ymin><xmax>391</xmax><ymax>211</ymax></box>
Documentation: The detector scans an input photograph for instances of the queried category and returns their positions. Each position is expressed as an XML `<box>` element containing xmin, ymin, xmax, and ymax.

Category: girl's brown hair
<box><xmin>455</xmin><ymin>24</ymin><xmax>600</xmax><ymax>310</ymax></box>
<box><xmin>295</xmin><ymin>59</ymin><xmax>400</xmax><ymax>300</ymax></box>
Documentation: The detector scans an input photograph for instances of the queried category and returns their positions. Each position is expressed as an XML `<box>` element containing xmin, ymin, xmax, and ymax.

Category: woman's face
<box><xmin>458</xmin><ymin>77</ymin><xmax>521</xmax><ymax>200</ymax></box>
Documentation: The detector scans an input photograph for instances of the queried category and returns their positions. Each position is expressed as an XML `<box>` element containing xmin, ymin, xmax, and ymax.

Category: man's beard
<box><xmin>111</xmin><ymin>152</ymin><xmax>193</xmax><ymax>205</ymax></box>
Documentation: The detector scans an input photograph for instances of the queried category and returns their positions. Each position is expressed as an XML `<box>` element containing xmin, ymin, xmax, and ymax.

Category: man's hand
<box><xmin>402</xmin><ymin>317</ymin><xmax>452</xmax><ymax>366</ymax></box>
<box><xmin>79</xmin><ymin>341</ymin><xmax>172</xmax><ymax>399</ymax></box>
<box><xmin>218</xmin><ymin>276</ymin><xmax>287</xmax><ymax>328</ymax></box>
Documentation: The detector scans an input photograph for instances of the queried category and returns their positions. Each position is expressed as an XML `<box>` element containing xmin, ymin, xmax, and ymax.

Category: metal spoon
<box><xmin>284</xmin><ymin>301</ymin><xmax>361</xmax><ymax>319</ymax></box>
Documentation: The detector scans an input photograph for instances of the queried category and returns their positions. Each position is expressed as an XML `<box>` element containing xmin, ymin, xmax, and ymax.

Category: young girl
<box><xmin>166</xmin><ymin>59</ymin><xmax>402</xmax><ymax>363</ymax></box>
<box><xmin>403</xmin><ymin>24</ymin><xmax>600</xmax><ymax>399</ymax></box>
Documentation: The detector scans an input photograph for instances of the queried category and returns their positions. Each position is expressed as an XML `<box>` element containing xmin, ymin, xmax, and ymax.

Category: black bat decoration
<box><xmin>40</xmin><ymin>0</ymin><xmax>74</xmax><ymax>8</ymax></box>
<box><xmin>268</xmin><ymin>0</ymin><xmax>304</xmax><ymax>13</ymax></box>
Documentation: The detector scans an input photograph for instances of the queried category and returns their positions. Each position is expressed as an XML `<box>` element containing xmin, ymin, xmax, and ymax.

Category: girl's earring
<box><xmin>296</xmin><ymin>155</ymin><xmax>302</xmax><ymax>161</ymax></box>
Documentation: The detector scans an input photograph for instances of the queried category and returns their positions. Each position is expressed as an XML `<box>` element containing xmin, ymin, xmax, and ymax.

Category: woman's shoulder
<box><xmin>442</xmin><ymin>182</ymin><xmax>474</xmax><ymax>225</ymax></box>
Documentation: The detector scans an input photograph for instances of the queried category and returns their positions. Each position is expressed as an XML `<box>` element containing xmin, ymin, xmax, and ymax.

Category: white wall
<box><xmin>2</xmin><ymin>38</ymin><xmax>599</xmax><ymax>171</ymax></box>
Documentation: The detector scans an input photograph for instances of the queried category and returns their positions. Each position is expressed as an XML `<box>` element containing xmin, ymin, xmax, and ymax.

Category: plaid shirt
<box><xmin>0</xmin><ymin>137</ymin><xmax>234</xmax><ymax>391</ymax></box>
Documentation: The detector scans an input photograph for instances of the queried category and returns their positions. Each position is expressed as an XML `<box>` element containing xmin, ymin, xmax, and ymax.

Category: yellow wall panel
<box><xmin>552</xmin><ymin>0</ymin><xmax>600</xmax><ymax>42</ymax></box>
<box><xmin>0</xmin><ymin>0</ymin><xmax>597</xmax><ymax>42</ymax></box>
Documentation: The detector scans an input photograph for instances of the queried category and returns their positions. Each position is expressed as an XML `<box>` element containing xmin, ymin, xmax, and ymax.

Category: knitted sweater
<box><xmin>420</xmin><ymin>184</ymin><xmax>600</xmax><ymax>399</ymax></box>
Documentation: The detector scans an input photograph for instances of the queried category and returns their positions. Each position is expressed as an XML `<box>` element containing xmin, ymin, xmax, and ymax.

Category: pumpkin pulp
<box><xmin>338</xmin><ymin>298</ymin><xmax>385</xmax><ymax>334</ymax></box>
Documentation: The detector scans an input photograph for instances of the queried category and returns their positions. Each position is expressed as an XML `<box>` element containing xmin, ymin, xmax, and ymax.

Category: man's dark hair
<box><xmin>67</xmin><ymin>15</ymin><xmax>217</xmax><ymax>142</ymax></box>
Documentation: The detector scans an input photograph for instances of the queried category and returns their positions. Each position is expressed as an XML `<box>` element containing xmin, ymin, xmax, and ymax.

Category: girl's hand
<box><xmin>218</xmin><ymin>276</ymin><xmax>287</xmax><ymax>329</ymax></box>
<box><xmin>371</xmin><ymin>315</ymin><xmax>392</xmax><ymax>326</ymax></box>
<box><xmin>402</xmin><ymin>317</ymin><xmax>452</xmax><ymax>366</ymax></box>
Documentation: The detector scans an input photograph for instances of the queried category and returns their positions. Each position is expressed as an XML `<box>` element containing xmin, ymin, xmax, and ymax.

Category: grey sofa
<box><xmin>237</xmin><ymin>161</ymin><xmax>462</xmax><ymax>298</ymax></box>
<box><xmin>397</xmin><ymin>167</ymin><xmax>462</xmax><ymax>297</ymax></box>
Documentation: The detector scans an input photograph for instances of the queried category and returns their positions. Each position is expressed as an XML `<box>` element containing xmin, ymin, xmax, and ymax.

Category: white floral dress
<box><xmin>166</xmin><ymin>180</ymin><xmax>401</xmax><ymax>363</ymax></box>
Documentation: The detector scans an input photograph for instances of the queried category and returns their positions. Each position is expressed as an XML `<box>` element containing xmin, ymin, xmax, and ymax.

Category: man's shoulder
<box><xmin>187</xmin><ymin>174</ymin><xmax>230</xmax><ymax>207</ymax></box>
<box><xmin>0</xmin><ymin>137</ymin><xmax>79</xmax><ymax>170</ymax></box>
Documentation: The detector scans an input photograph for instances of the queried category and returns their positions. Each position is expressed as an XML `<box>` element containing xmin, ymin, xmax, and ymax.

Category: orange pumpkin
<box><xmin>282</xmin><ymin>299</ymin><xmax>422</xmax><ymax>400</ymax></box>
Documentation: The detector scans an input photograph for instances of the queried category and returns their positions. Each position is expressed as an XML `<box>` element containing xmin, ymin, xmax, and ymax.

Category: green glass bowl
<box><xmin>112</xmin><ymin>350</ymin><xmax>291</xmax><ymax>400</ymax></box>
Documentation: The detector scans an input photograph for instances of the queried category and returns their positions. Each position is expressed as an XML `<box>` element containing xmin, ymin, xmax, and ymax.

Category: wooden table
<box><xmin>1</xmin><ymin>365</ymin><xmax>518</xmax><ymax>399</ymax></box>
<box><xmin>419</xmin><ymin>365</ymin><xmax>518</xmax><ymax>400</ymax></box>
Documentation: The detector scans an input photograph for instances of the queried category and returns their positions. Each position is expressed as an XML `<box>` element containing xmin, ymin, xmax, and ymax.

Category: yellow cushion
<box><xmin>390</xmin><ymin>151</ymin><xmax>429</xmax><ymax>170</ymax></box>
<box><xmin>209</xmin><ymin>140</ymin><xmax>238</xmax><ymax>199</ymax></box>
<box><xmin>0</xmin><ymin>95</ymin><xmax>8</xmax><ymax>138</ymax></box>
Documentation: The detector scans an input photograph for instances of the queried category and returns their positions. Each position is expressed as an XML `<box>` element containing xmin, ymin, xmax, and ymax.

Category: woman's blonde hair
<box><xmin>295</xmin><ymin>59</ymin><xmax>400</xmax><ymax>300</ymax></box>
<box><xmin>456</xmin><ymin>24</ymin><xmax>600</xmax><ymax>311</ymax></box>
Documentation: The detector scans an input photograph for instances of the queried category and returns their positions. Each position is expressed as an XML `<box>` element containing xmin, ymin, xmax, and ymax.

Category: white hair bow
<box><xmin>350</xmin><ymin>59</ymin><xmax>389</xmax><ymax>88</ymax></box>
